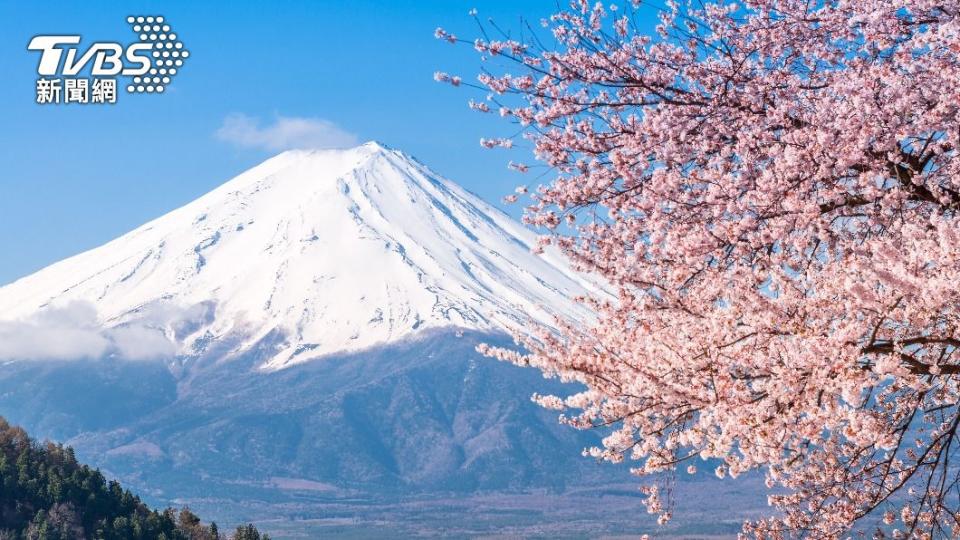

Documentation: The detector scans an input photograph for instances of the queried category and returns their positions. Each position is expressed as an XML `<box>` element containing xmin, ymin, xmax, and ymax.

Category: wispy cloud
<box><xmin>0</xmin><ymin>301</ymin><xmax>193</xmax><ymax>362</ymax></box>
<box><xmin>215</xmin><ymin>113</ymin><xmax>359</xmax><ymax>152</ymax></box>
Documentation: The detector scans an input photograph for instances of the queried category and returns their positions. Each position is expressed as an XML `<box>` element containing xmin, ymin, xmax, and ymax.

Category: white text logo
<box><xmin>27</xmin><ymin>16</ymin><xmax>189</xmax><ymax>104</ymax></box>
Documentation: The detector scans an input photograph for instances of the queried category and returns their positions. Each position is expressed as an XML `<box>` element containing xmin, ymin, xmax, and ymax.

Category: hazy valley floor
<box><xmin>173</xmin><ymin>480</ymin><xmax>765</xmax><ymax>538</ymax></box>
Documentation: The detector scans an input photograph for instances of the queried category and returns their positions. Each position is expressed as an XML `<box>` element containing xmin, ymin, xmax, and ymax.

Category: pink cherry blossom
<box><xmin>446</xmin><ymin>0</ymin><xmax>960</xmax><ymax>537</ymax></box>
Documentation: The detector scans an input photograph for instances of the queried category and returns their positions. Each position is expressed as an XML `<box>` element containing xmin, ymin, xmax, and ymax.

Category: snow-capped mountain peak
<box><xmin>0</xmin><ymin>143</ymin><xmax>598</xmax><ymax>369</ymax></box>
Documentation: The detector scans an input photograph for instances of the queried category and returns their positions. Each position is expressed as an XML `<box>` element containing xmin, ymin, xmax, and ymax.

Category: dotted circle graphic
<box><xmin>126</xmin><ymin>15</ymin><xmax>189</xmax><ymax>94</ymax></box>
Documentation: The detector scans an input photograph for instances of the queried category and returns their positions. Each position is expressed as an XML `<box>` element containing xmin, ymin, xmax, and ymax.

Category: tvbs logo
<box><xmin>27</xmin><ymin>16</ymin><xmax>189</xmax><ymax>105</ymax></box>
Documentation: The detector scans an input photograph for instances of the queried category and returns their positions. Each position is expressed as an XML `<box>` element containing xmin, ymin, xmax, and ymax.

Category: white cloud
<box><xmin>0</xmin><ymin>302</ymin><xmax>111</xmax><ymax>360</ymax></box>
<box><xmin>0</xmin><ymin>301</ymin><xmax>186</xmax><ymax>361</ymax></box>
<box><xmin>107</xmin><ymin>325</ymin><xmax>177</xmax><ymax>360</ymax></box>
<box><xmin>215</xmin><ymin>113</ymin><xmax>359</xmax><ymax>151</ymax></box>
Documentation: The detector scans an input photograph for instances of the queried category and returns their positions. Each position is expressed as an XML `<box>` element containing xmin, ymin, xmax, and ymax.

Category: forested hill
<box><xmin>0</xmin><ymin>416</ymin><xmax>269</xmax><ymax>539</ymax></box>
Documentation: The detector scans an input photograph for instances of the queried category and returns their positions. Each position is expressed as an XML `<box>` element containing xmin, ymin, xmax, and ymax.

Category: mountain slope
<box><xmin>7</xmin><ymin>331</ymin><xmax>611</xmax><ymax>494</ymax></box>
<box><xmin>0</xmin><ymin>142</ymin><xmax>597</xmax><ymax>370</ymax></box>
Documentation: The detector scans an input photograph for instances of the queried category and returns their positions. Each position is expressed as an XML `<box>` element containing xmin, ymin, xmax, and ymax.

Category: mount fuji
<box><xmin>0</xmin><ymin>142</ymin><xmax>597</xmax><ymax>370</ymax></box>
<box><xmin>0</xmin><ymin>143</ymin><xmax>761</xmax><ymax>537</ymax></box>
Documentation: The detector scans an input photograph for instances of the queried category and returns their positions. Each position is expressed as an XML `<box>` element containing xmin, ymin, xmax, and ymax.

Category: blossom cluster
<box><xmin>445</xmin><ymin>0</ymin><xmax>960</xmax><ymax>537</ymax></box>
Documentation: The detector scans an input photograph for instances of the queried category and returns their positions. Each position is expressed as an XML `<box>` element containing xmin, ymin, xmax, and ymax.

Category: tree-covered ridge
<box><xmin>0</xmin><ymin>416</ymin><xmax>269</xmax><ymax>539</ymax></box>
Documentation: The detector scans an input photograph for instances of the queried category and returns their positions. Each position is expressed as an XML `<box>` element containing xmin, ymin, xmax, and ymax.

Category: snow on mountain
<box><xmin>0</xmin><ymin>142</ymin><xmax>599</xmax><ymax>369</ymax></box>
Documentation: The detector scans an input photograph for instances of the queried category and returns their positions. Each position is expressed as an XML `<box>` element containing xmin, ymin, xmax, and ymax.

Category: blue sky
<box><xmin>0</xmin><ymin>0</ymin><xmax>570</xmax><ymax>285</ymax></box>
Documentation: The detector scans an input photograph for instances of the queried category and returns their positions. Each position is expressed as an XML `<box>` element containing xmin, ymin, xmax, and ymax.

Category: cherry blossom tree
<box><xmin>437</xmin><ymin>1</ymin><xmax>960</xmax><ymax>537</ymax></box>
